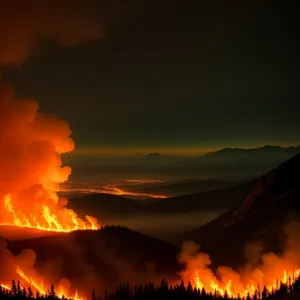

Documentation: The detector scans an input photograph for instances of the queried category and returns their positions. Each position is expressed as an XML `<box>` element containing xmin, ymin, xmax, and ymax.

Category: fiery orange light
<box><xmin>15</xmin><ymin>267</ymin><xmax>84</xmax><ymax>300</ymax></box>
<box><xmin>187</xmin><ymin>267</ymin><xmax>300</xmax><ymax>298</ymax></box>
<box><xmin>59</xmin><ymin>184</ymin><xmax>167</xmax><ymax>199</ymax></box>
<box><xmin>1</xmin><ymin>194</ymin><xmax>99</xmax><ymax>232</ymax></box>
<box><xmin>177</xmin><ymin>241</ymin><xmax>300</xmax><ymax>299</ymax></box>
<box><xmin>0</xmin><ymin>284</ymin><xmax>11</xmax><ymax>291</ymax></box>
<box><xmin>102</xmin><ymin>185</ymin><xmax>167</xmax><ymax>199</ymax></box>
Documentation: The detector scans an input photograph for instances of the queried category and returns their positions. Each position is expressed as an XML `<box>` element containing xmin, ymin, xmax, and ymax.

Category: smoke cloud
<box><xmin>0</xmin><ymin>1</ymin><xmax>104</xmax><ymax>296</ymax></box>
<box><xmin>0</xmin><ymin>238</ymin><xmax>36</xmax><ymax>287</ymax></box>
<box><xmin>0</xmin><ymin>76</ymin><xmax>100</xmax><ymax>230</ymax></box>
<box><xmin>177</xmin><ymin>221</ymin><xmax>300</xmax><ymax>298</ymax></box>
<box><xmin>0</xmin><ymin>79</ymin><xmax>100</xmax><ymax>298</ymax></box>
<box><xmin>0</xmin><ymin>0</ymin><xmax>103</xmax><ymax>66</ymax></box>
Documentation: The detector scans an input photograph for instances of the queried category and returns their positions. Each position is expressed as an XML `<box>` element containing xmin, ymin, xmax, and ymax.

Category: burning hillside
<box><xmin>1</xmin><ymin>77</ymin><xmax>300</xmax><ymax>299</ymax></box>
<box><xmin>176</xmin><ymin>153</ymin><xmax>300</xmax><ymax>299</ymax></box>
<box><xmin>0</xmin><ymin>2</ymin><xmax>103</xmax><ymax>298</ymax></box>
<box><xmin>0</xmin><ymin>79</ymin><xmax>100</xmax><ymax>299</ymax></box>
<box><xmin>0</xmin><ymin>82</ymin><xmax>99</xmax><ymax>232</ymax></box>
<box><xmin>179</xmin><ymin>237</ymin><xmax>300</xmax><ymax>299</ymax></box>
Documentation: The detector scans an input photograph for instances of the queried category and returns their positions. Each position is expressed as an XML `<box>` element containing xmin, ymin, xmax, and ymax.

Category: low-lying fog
<box><xmin>98</xmin><ymin>210</ymin><xmax>224</xmax><ymax>243</ymax></box>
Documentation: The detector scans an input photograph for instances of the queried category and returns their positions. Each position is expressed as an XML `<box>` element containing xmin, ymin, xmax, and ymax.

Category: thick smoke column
<box><xmin>0</xmin><ymin>0</ymin><xmax>103</xmax><ymax>231</ymax></box>
<box><xmin>0</xmin><ymin>80</ymin><xmax>98</xmax><ymax>231</ymax></box>
<box><xmin>0</xmin><ymin>0</ymin><xmax>102</xmax><ymax>66</ymax></box>
<box><xmin>0</xmin><ymin>1</ymin><xmax>103</xmax><ymax>296</ymax></box>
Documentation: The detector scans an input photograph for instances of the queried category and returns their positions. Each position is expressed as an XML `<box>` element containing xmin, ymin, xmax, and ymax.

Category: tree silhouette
<box><xmin>1</xmin><ymin>276</ymin><xmax>300</xmax><ymax>300</ymax></box>
<box><xmin>92</xmin><ymin>289</ymin><xmax>96</xmax><ymax>300</ymax></box>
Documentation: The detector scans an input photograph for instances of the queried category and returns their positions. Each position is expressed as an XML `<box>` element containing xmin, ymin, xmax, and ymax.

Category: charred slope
<box><xmin>7</xmin><ymin>226</ymin><xmax>181</xmax><ymax>291</ymax></box>
<box><xmin>182</xmin><ymin>153</ymin><xmax>300</xmax><ymax>268</ymax></box>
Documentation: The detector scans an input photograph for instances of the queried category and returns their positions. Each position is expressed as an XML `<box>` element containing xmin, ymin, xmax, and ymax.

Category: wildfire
<box><xmin>0</xmin><ymin>284</ymin><xmax>11</xmax><ymax>291</ymax></box>
<box><xmin>0</xmin><ymin>80</ymin><xmax>101</xmax><ymax>300</ymax></box>
<box><xmin>177</xmin><ymin>240</ymin><xmax>300</xmax><ymax>299</ymax></box>
<box><xmin>1</xmin><ymin>194</ymin><xmax>99</xmax><ymax>232</ymax></box>
<box><xmin>12</xmin><ymin>266</ymin><xmax>84</xmax><ymax>300</ymax></box>
<box><xmin>187</xmin><ymin>267</ymin><xmax>300</xmax><ymax>298</ymax></box>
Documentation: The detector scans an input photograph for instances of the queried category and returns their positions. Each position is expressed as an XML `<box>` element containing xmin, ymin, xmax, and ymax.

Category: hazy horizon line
<box><xmin>67</xmin><ymin>142</ymin><xmax>300</xmax><ymax>158</ymax></box>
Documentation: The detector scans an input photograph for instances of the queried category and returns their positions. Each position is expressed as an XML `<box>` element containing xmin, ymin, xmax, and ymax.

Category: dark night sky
<box><xmin>3</xmin><ymin>1</ymin><xmax>300</xmax><ymax>156</ymax></box>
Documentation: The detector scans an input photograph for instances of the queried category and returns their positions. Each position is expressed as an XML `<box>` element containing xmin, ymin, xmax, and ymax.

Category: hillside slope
<box><xmin>146</xmin><ymin>181</ymin><xmax>253</xmax><ymax>213</ymax></box>
<box><xmin>67</xmin><ymin>181</ymin><xmax>254</xmax><ymax>220</ymax></box>
<box><xmin>182</xmin><ymin>153</ymin><xmax>300</xmax><ymax>268</ymax></box>
<box><xmin>7</xmin><ymin>226</ymin><xmax>181</xmax><ymax>294</ymax></box>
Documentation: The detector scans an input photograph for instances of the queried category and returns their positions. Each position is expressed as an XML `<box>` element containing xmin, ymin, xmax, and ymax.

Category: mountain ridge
<box><xmin>181</xmin><ymin>153</ymin><xmax>300</xmax><ymax>268</ymax></box>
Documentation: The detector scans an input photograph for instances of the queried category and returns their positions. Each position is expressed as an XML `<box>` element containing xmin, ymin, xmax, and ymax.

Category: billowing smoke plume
<box><xmin>0</xmin><ymin>1</ymin><xmax>103</xmax><ymax>297</ymax></box>
<box><xmin>0</xmin><ymin>79</ymin><xmax>98</xmax><ymax>230</ymax></box>
<box><xmin>0</xmin><ymin>0</ymin><xmax>103</xmax><ymax>66</ymax></box>
<box><xmin>178</xmin><ymin>221</ymin><xmax>300</xmax><ymax>298</ymax></box>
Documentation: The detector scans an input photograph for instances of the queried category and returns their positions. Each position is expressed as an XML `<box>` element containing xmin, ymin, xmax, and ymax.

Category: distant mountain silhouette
<box><xmin>7</xmin><ymin>226</ymin><xmax>181</xmax><ymax>293</ymax></box>
<box><xmin>145</xmin><ymin>153</ymin><xmax>165</xmax><ymax>158</ymax></box>
<box><xmin>130</xmin><ymin>146</ymin><xmax>300</xmax><ymax>171</ymax></box>
<box><xmin>175</xmin><ymin>145</ymin><xmax>300</xmax><ymax>167</ymax></box>
<box><xmin>65</xmin><ymin>145</ymin><xmax>300</xmax><ymax>183</ymax></box>
<box><xmin>182</xmin><ymin>153</ymin><xmax>300</xmax><ymax>268</ymax></box>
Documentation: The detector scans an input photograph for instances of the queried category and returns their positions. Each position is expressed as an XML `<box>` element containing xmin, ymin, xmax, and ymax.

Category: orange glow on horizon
<box><xmin>70</xmin><ymin>142</ymin><xmax>300</xmax><ymax>158</ymax></box>
<box><xmin>59</xmin><ymin>184</ymin><xmax>167</xmax><ymax>199</ymax></box>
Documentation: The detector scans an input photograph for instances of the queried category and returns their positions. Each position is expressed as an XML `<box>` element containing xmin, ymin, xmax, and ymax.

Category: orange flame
<box><xmin>1</xmin><ymin>194</ymin><xmax>99</xmax><ymax>232</ymax></box>
<box><xmin>188</xmin><ymin>268</ymin><xmax>300</xmax><ymax>298</ymax></box>
<box><xmin>15</xmin><ymin>267</ymin><xmax>84</xmax><ymax>300</ymax></box>
<box><xmin>0</xmin><ymin>284</ymin><xmax>11</xmax><ymax>291</ymax></box>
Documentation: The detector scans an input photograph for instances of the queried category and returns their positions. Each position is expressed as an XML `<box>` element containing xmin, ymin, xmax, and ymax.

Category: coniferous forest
<box><xmin>1</xmin><ymin>276</ymin><xmax>300</xmax><ymax>300</ymax></box>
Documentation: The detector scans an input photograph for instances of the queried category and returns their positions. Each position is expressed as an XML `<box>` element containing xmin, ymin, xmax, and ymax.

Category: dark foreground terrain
<box><xmin>3</xmin><ymin>154</ymin><xmax>300</xmax><ymax>300</ymax></box>
<box><xmin>1</xmin><ymin>276</ymin><xmax>300</xmax><ymax>300</ymax></box>
<box><xmin>6</xmin><ymin>226</ymin><xmax>181</xmax><ymax>295</ymax></box>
